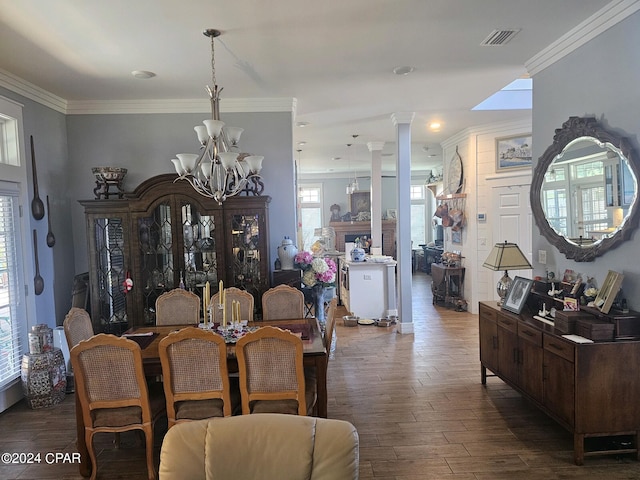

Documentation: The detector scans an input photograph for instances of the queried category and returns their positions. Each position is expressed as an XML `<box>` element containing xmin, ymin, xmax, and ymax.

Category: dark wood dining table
<box><xmin>75</xmin><ymin>317</ymin><xmax>327</xmax><ymax>477</ymax></box>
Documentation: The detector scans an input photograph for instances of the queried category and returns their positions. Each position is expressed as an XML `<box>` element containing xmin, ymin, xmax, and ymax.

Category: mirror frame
<box><xmin>530</xmin><ymin>116</ymin><xmax>640</xmax><ymax>262</ymax></box>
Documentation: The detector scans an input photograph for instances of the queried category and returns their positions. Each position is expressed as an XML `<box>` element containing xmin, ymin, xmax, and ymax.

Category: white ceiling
<box><xmin>0</xmin><ymin>0</ymin><xmax>615</xmax><ymax>176</ymax></box>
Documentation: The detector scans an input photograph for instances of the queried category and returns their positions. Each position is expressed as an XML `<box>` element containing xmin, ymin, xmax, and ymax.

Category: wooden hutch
<box><xmin>80</xmin><ymin>174</ymin><xmax>271</xmax><ymax>333</ymax></box>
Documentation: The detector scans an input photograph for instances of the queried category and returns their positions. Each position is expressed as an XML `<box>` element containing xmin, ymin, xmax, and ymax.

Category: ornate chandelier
<box><xmin>171</xmin><ymin>28</ymin><xmax>264</xmax><ymax>204</ymax></box>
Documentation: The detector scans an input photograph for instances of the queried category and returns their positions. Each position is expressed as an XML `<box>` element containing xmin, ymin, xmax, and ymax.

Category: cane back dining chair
<box><xmin>70</xmin><ymin>334</ymin><xmax>165</xmax><ymax>480</ymax></box>
<box><xmin>159</xmin><ymin>327</ymin><xmax>235</xmax><ymax>428</ymax></box>
<box><xmin>63</xmin><ymin>307</ymin><xmax>94</xmax><ymax>350</ymax></box>
<box><xmin>235</xmin><ymin>326</ymin><xmax>316</xmax><ymax>415</ymax></box>
<box><xmin>210</xmin><ymin>287</ymin><xmax>254</xmax><ymax>322</ymax></box>
<box><xmin>261</xmin><ymin>285</ymin><xmax>305</xmax><ymax>320</ymax></box>
<box><xmin>155</xmin><ymin>288</ymin><xmax>200</xmax><ymax>326</ymax></box>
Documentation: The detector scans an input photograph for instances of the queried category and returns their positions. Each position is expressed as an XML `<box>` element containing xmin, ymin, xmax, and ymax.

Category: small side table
<box><xmin>21</xmin><ymin>348</ymin><xmax>66</xmax><ymax>409</ymax></box>
<box><xmin>431</xmin><ymin>263</ymin><xmax>465</xmax><ymax>309</ymax></box>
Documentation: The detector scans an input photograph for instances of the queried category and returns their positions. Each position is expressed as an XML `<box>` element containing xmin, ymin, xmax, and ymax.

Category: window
<box><xmin>0</xmin><ymin>114</ymin><xmax>20</xmax><ymax>166</ymax></box>
<box><xmin>410</xmin><ymin>184</ymin><xmax>426</xmax><ymax>247</ymax></box>
<box><xmin>0</xmin><ymin>188</ymin><xmax>24</xmax><ymax>389</ymax></box>
<box><xmin>298</xmin><ymin>185</ymin><xmax>322</xmax><ymax>250</ymax></box>
<box><xmin>0</xmin><ymin>97</ymin><xmax>28</xmax><ymax>405</ymax></box>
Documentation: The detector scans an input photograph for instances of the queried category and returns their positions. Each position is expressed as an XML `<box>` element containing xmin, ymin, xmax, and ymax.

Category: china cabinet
<box><xmin>80</xmin><ymin>174</ymin><xmax>270</xmax><ymax>333</ymax></box>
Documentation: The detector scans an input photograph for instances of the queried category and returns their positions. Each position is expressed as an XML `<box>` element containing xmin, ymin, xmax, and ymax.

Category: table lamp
<box><xmin>483</xmin><ymin>241</ymin><xmax>532</xmax><ymax>306</ymax></box>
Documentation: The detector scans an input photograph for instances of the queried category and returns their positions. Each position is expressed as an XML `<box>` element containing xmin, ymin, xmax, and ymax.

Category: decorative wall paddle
<box><xmin>46</xmin><ymin>195</ymin><xmax>55</xmax><ymax>247</ymax></box>
<box><xmin>30</xmin><ymin>136</ymin><xmax>45</xmax><ymax>220</ymax></box>
<box><xmin>33</xmin><ymin>230</ymin><xmax>44</xmax><ymax>295</ymax></box>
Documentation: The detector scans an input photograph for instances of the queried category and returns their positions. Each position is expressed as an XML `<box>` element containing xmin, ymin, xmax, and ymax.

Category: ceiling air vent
<box><xmin>481</xmin><ymin>29</ymin><xmax>521</xmax><ymax>46</ymax></box>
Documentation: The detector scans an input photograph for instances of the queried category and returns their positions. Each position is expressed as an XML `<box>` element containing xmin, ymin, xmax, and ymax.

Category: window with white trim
<box><xmin>298</xmin><ymin>185</ymin><xmax>323</xmax><ymax>251</ymax></box>
<box><xmin>410</xmin><ymin>184</ymin><xmax>426</xmax><ymax>247</ymax></box>
<box><xmin>0</xmin><ymin>98</ymin><xmax>28</xmax><ymax>400</ymax></box>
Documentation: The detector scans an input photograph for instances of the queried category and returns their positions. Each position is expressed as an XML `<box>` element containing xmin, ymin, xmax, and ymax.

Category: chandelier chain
<box><xmin>210</xmin><ymin>33</ymin><xmax>216</xmax><ymax>88</ymax></box>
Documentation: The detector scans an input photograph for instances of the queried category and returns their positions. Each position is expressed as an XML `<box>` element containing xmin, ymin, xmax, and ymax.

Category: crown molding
<box><xmin>526</xmin><ymin>0</ymin><xmax>640</xmax><ymax>75</ymax></box>
<box><xmin>0</xmin><ymin>68</ymin><xmax>67</xmax><ymax>113</ymax></box>
<box><xmin>0</xmin><ymin>67</ymin><xmax>296</xmax><ymax>115</ymax></box>
<box><xmin>65</xmin><ymin>97</ymin><xmax>296</xmax><ymax>115</ymax></box>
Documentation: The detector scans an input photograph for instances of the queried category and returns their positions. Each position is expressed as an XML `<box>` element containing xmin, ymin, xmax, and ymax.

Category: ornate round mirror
<box><xmin>531</xmin><ymin>116</ymin><xmax>639</xmax><ymax>261</ymax></box>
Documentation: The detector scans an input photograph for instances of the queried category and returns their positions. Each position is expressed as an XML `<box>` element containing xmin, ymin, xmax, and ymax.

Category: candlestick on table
<box><xmin>222</xmin><ymin>288</ymin><xmax>226</xmax><ymax>327</ymax></box>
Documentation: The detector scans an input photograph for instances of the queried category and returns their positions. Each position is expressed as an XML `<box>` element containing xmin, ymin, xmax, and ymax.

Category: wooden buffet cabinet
<box><xmin>80</xmin><ymin>174</ymin><xmax>271</xmax><ymax>333</ymax></box>
<box><xmin>479</xmin><ymin>301</ymin><xmax>640</xmax><ymax>465</ymax></box>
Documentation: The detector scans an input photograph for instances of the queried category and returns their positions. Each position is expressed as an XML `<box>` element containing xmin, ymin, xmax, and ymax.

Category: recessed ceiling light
<box><xmin>429</xmin><ymin>122</ymin><xmax>441</xmax><ymax>131</ymax></box>
<box><xmin>393</xmin><ymin>66</ymin><xmax>414</xmax><ymax>76</ymax></box>
<box><xmin>297</xmin><ymin>141</ymin><xmax>307</xmax><ymax>146</ymax></box>
<box><xmin>131</xmin><ymin>70</ymin><xmax>156</xmax><ymax>79</ymax></box>
<box><xmin>296</xmin><ymin>121</ymin><xmax>310</xmax><ymax>127</ymax></box>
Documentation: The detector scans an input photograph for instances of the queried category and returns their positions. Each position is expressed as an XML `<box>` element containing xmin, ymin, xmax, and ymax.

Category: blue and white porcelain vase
<box><xmin>350</xmin><ymin>247</ymin><xmax>366</xmax><ymax>262</ymax></box>
<box><xmin>277</xmin><ymin>236</ymin><xmax>298</xmax><ymax>270</ymax></box>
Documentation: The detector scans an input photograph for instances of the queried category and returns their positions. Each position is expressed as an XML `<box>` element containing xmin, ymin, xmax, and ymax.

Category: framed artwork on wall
<box><xmin>496</xmin><ymin>134</ymin><xmax>532</xmax><ymax>171</ymax></box>
<box><xmin>350</xmin><ymin>192</ymin><xmax>370</xmax><ymax>214</ymax></box>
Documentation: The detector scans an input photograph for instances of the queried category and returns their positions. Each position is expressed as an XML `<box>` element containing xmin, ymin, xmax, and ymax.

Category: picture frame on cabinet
<box><xmin>502</xmin><ymin>276</ymin><xmax>534</xmax><ymax>315</ymax></box>
<box><xmin>594</xmin><ymin>270</ymin><xmax>624</xmax><ymax>314</ymax></box>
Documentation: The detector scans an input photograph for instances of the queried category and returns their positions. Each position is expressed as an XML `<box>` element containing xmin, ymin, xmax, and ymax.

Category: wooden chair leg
<box><xmin>145</xmin><ymin>426</ymin><xmax>156</xmax><ymax>480</ymax></box>
<box><xmin>86</xmin><ymin>431</ymin><xmax>98</xmax><ymax>480</ymax></box>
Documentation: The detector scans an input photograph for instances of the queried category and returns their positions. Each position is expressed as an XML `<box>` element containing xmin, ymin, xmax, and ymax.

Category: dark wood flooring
<box><xmin>0</xmin><ymin>271</ymin><xmax>638</xmax><ymax>479</ymax></box>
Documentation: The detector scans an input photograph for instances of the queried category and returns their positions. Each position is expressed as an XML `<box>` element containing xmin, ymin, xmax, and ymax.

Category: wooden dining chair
<box><xmin>63</xmin><ymin>307</ymin><xmax>94</xmax><ymax>350</ymax></box>
<box><xmin>155</xmin><ymin>288</ymin><xmax>200</xmax><ymax>326</ymax></box>
<box><xmin>70</xmin><ymin>334</ymin><xmax>166</xmax><ymax>480</ymax></box>
<box><xmin>210</xmin><ymin>287</ymin><xmax>254</xmax><ymax>322</ymax></box>
<box><xmin>261</xmin><ymin>285</ymin><xmax>305</xmax><ymax>320</ymax></box>
<box><xmin>159</xmin><ymin>327</ymin><xmax>235</xmax><ymax>428</ymax></box>
<box><xmin>236</xmin><ymin>326</ymin><xmax>315</xmax><ymax>415</ymax></box>
<box><xmin>323</xmin><ymin>298</ymin><xmax>338</xmax><ymax>358</ymax></box>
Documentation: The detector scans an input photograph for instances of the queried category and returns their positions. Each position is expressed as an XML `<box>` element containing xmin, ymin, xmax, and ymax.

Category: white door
<box><xmin>489</xmin><ymin>184</ymin><xmax>533</xmax><ymax>301</ymax></box>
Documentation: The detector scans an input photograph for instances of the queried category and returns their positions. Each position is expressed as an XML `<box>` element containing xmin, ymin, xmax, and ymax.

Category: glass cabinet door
<box><xmin>90</xmin><ymin>215</ymin><xmax>129</xmax><ymax>334</ymax></box>
<box><xmin>181</xmin><ymin>201</ymin><xmax>218</xmax><ymax>295</ymax></box>
<box><xmin>137</xmin><ymin>200</ymin><xmax>173</xmax><ymax>325</ymax></box>
<box><xmin>227</xmin><ymin>211</ymin><xmax>266</xmax><ymax>298</ymax></box>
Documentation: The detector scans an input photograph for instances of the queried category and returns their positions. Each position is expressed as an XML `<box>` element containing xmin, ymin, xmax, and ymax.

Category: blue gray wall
<box><xmin>66</xmin><ymin>110</ymin><xmax>296</xmax><ymax>275</ymax></box>
<box><xmin>0</xmin><ymin>86</ymin><xmax>73</xmax><ymax>326</ymax></box>
<box><xmin>531</xmin><ymin>10</ymin><xmax>640</xmax><ymax>306</ymax></box>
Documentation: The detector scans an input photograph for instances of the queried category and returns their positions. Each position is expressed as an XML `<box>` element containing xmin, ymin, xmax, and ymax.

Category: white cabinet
<box><xmin>340</xmin><ymin>257</ymin><xmax>397</xmax><ymax>318</ymax></box>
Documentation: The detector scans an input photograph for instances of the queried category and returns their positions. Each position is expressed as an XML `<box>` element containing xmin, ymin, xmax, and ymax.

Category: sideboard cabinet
<box><xmin>80</xmin><ymin>174</ymin><xmax>270</xmax><ymax>333</ymax></box>
<box><xmin>479</xmin><ymin>301</ymin><xmax>640</xmax><ymax>465</ymax></box>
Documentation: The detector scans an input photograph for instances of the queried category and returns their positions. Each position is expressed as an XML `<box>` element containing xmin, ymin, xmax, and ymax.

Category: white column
<box><xmin>391</xmin><ymin>112</ymin><xmax>414</xmax><ymax>334</ymax></box>
<box><xmin>367</xmin><ymin>141</ymin><xmax>385</xmax><ymax>252</ymax></box>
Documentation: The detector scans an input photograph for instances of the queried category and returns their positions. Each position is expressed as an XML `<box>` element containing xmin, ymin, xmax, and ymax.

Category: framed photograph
<box><xmin>502</xmin><ymin>276</ymin><xmax>534</xmax><ymax>314</ymax></box>
<box><xmin>350</xmin><ymin>191</ymin><xmax>370</xmax><ymax>214</ymax></box>
<box><xmin>386</xmin><ymin>209</ymin><xmax>397</xmax><ymax>220</ymax></box>
<box><xmin>496</xmin><ymin>134</ymin><xmax>532</xmax><ymax>171</ymax></box>
<box><xmin>594</xmin><ymin>270</ymin><xmax>624</xmax><ymax>314</ymax></box>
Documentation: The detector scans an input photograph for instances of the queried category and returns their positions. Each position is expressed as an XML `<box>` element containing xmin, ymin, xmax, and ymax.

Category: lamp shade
<box><xmin>483</xmin><ymin>242</ymin><xmax>532</xmax><ymax>271</ymax></box>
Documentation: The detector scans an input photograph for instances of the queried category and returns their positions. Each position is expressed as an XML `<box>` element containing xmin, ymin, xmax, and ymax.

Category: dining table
<box><xmin>75</xmin><ymin>317</ymin><xmax>327</xmax><ymax>477</ymax></box>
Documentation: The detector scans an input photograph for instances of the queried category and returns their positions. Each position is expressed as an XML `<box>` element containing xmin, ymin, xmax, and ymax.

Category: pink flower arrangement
<box><xmin>294</xmin><ymin>251</ymin><xmax>337</xmax><ymax>288</ymax></box>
